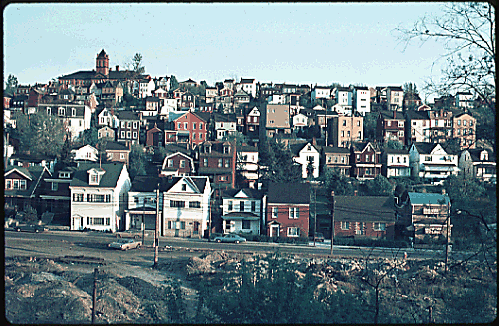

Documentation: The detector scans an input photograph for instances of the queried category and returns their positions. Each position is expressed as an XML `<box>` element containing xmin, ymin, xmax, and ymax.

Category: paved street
<box><xmin>5</xmin><ymin>228</ymin><xmax>482</xmax><ymax>265</ymax></box>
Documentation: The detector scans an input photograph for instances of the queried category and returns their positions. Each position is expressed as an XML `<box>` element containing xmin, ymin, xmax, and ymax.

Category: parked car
<box><xmin>311</xmin><ymin>232</ymin><xmax>325</xmax><ymax>242</ymax></box>
<box><xmin>14</xmin><ymin>224</ymin><xmax>48</xmax><ymax>233</ymax></box>
<box><xmin>108</xmin><ymin>239</ymin><xmax>142</xmax><ymax>250</ymax></box>
<box><xmin>116</xmin><ymin>230</ymin><xmax>149</xmax><ymax>239</ymax></box>
<box><xmin>213</xmin><ymin>234</ymin><xmax>247</xmax><ymax>244</ymax></box>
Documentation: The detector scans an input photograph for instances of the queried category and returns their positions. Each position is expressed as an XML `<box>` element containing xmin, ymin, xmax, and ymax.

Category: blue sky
<box><xmin>4</xmin><ymin>2</ymin><xmax>448</xmax><ymax>101</ymax></box>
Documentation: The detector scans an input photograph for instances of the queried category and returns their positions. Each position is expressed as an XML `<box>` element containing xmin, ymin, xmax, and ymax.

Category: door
<box><xmin>270</xmin><ymin>224</ymin><xmax>280</xmax><ymax>237</ymax></box>
<box><xmin>73</xmin><ymin>216</ymin><xmax>81</xmax><ymax>230</ymax></box>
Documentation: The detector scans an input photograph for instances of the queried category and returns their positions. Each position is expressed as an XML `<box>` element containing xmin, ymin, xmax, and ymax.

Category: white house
<box><xmin>268</xmin><ymin>93</ymin><xmax>286</xmax><ymax>105</ymax></box>
<box><xmin>236</xmin><ymin>78</ymin><xmax>258</xmax><ymax>98</ymax></box>
<box><xmin>237</xmin><ymin>145</ymin><xmax>259</xmax><ymax>189</ymax></box>
<box><xmin>39</xmin><ymin>103</ymin><xmax>92</xmax><ymax>141</ymax></box>
<box><xmin>381</xmin><ymin>148</ymin><xmax>411</xmax><ymax>178</ymax></box>
<box><xmin>162</xmin><ymin>176</ymin><xmax>211</xmax><ymax>238</ymax></box>
<box><xmin>290</xmin><ymin>142</ymin><xmax>320</xmax><ymax>179</ymax></box>
<box><xmin>292</xmin><ymin>113</ymin><xmax>308</xmax><ymax>132</ymax></box>
<box><xmin>97</xmin><ymin>108</ymin><xmax>118</xmax><ymax>128</ymax></box>
<box><xmin>409</xmin><ymin>142</ymin><xmax>459</xmax><ymax>184</ymax></box>
<box><xmin>311</xmin><ymin>86</ymin><xmax>331</xmax><ymax>100</ymax></box>
<box><xmin>352</xmin><ymin>86</ymin><xmax>371</xmax><ymax>116</ymax></box>
<box><xmin>159</xmin><ymin>98</ymin><xmax>179</xmax><ymax>116</ymax></box>
<box><xmin>69</xmin><ymin>163</ymin><xmax>131</xmax><ymax>232</ymax></box>
<box><xmin>125</xmin><ymin>175</ymin><xmax>163</xmax><ymax>232</ymax></box>
<box><xmin>221</xmin><ymin>188</ymin><xmax>264</xmax><ymax>235</ymax></box>
<box><xmin>71</xmin><ymin>144</ymin><xmax>98</xmax><ymax>162</ymax></box>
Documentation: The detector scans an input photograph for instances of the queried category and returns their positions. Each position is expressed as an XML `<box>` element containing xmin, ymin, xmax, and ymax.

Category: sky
<box><xmin>4</xmin><ymin>2</ymin><xmax>450</xmax><ymax>102</ymax></box>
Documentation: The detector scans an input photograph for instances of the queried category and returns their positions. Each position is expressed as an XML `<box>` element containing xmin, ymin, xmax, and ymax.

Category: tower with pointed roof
<box><xmin>96</xmin><ymin>49</ymin><xmax>109</xmax><ymax>76</ymax></box>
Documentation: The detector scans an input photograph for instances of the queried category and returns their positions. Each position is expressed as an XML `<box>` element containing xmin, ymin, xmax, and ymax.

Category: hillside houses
<box><xmin>4</xmin><ymin>48</ymin><xmax>494</xmax><ymax>246</ymax></box>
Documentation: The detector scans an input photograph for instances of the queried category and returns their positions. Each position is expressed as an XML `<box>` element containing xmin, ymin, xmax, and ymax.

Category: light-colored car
<box><xmin>116</xmin><ymin>230</ymin><xmax>149</xmax><ymax>239</ymax></box>
<box><xmin>214</xmin><ymin>234</ymin><xmax>247</xmax><ymax>244</ymax></box>
<box><xmin>108</xmin><ymin>239</ymin><xmax>141</xmax><ymax>250</ymax></box>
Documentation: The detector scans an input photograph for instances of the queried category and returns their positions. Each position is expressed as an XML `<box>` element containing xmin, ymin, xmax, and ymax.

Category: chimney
<box><xmin>116</xmin><ymin>65</ymin><xmax>119</xmax><ymax>71</ymax></box>
<box><xmin>393</xmin><ymin>111</ymin><xmax>396</xmax><ymax>119</ymax></box>
<box><xmin>312</xmin><ymin>137</ymin><xmax>317</xmax><ymax>146</ymax></box>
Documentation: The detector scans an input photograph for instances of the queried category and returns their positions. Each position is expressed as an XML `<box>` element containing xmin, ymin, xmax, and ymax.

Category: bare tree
<box><xmin>395</xmin><ymin>2</ymin><xmax>495</xmax><ymax>109</ymax></box>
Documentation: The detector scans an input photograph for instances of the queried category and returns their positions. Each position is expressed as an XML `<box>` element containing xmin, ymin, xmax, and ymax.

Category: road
<box><xmin>4</xmin><ymin>229</ymin><xmax>480</xmax><ymax>265</ymax></box>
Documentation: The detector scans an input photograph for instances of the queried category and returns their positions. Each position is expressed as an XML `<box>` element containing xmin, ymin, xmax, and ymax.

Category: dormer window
<box><xmin>59</xmin><ymin>171</ymin><xmax>70</xmax><ymax>179</ymax></box>
<box><xmin>223</xmin><ymin>145</ymin><xmax>230</xmax><ymax>154</ymax></box>
<box><xmin>480</xmin><ymin>151</ymin><xmax>488</xmax><ymax>161</ymax></box>
<box><xmin>88</xmin><ymin>168</ymin><xmax>105</xmax><ymax>185</ymax></box>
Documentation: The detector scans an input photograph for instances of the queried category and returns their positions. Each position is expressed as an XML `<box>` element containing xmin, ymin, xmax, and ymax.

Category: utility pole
<box><xmin>313</xmin><ymin>187</ymin><xmax>317</xmax><ymax>247</ymax></box>
<box><xmin>330</xmin><ymin>191</ymin><xmax>335</xmax><ymax>256</ymax></box>
<box><xmin>444</xmin><ymin>203</ymin><xmax>450</xmax><ymax>273</ymax></box>
<box><xmin>92</xmin><ymin>267</ymin><xmax>98</xmax><ymax>324</ymax></box>
<box><xmin>153</xmin><ymin>184</ymin><xmax>160</xmax><ymax>266</ymax></box>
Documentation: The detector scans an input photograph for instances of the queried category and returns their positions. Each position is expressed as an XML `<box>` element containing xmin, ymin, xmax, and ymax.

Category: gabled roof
<box><xmin>324</xmin><ymin>146</ymin><xmax>351</xmax><ymax>154</ymax></box>
<box><xmin>213</xmin><ymin>112</ymin><xmax>236</xmax><ymax>122</ymax></box>
<box><xmin>466</xmin><ymin>148</ymin><xmax>495</xmax><ymax>162</ymax></box>
<box><xmin>105</xmin><ymin>141</ymin><xmax>130</xmax><ymax>151</ymax></box>
<box><xmin>193</xmin><ymin>111</ymin><xmax>211</xmax><ymax>122</ymax></box>
<box><xmin>268</xmin><ymin>182</ymin><xmax>310</xmax><ymax>204</ymax></box>
<box><xmin>234</xmin><ymin>89</ymin><xmax>250</xmax><ymax>97</ymax></box>
<box><xmin>411</xmin><ymin>142</ymin><xmax>440</xmax><ymax>155</ymax></box>
<box><xmin>239</xmin><ymin>145</ymin><xmax>258</xmax><ymax>153</ymax></box>
<box><xmin>334</xmin><ymin>196</ymin><xmax>395</xmax><ymax>222</ymax></box>
<box><xmin>383</xmin><ymin>148</ymin><xmax>409</xmax><ymax>155</ymax></box>
<box><xmin>405</xmin><ymin>110</ymin><xmax>429</xmax><ymax>120</ymax></box>
<box><xmin>379</xmin><ymin>110</ymin><xmax>405</xmax><ymax>120</ymax></box>
<box><xmin>70</xmin><ymin>163</ymin><xmax>125</xmax><ymax>188</ymax></box>
<box><xmin>5</xmin><ymin>166</ymin><xmax>51</xmax><ymax>198</ymax></box>
<box><xmin>240</xmin><ymin>78</ymin><xmax>255</xmax><ymax>83</ymax></box>
<box><xmin>163</xmin><ymin>176</ymin><xmax>208</xmax><ymax>193</ymax></box>
<box><xmin>351</xmin><ymin>141</ymin><xmax>380</xmax><ymax>153</ymax></box>
<box><xmin>408</xmin><ymin>192</ymin><xmax>450</xmax><ymax>206</ymax></box>
<box><xmin>289</xmin><ymin>142</ymin><xmax>317</xmax><ymax>156</ymax></box>
<box><xmin>222</xmin><ymin>187</ymin><xmax>263</xmax><ymax>199</ymax></box>
<box><xmin>117</xmin><ymin>110</ymin><xmax>139</xmax><ymax>120</ymax></box>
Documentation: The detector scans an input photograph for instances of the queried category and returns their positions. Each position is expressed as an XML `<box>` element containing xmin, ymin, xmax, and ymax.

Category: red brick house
<box><xmin>350</xmin><ymin>141</ymin><xmax>382</xmax><ymax>180</ymax></box>
<box><xmin>146</xmin><ymin>122</ymin><xmax>164</xmax><ymax>147</ymax></box>
<box><xmin>173</xmin><ymin>111</ymin><xmax>210</xmax><ymax>148</ymax></box>
<box><xmin>196</xmin><ymin>140</ymin><xmax>237</xmax><ymax>194</ymax></box>
<box><xmin>266</xmin><ymin>182</ymin><xmax>310</xmax><ymax>238</ymax></box>
<box><xmin>160</xmin><ymin>152</ymin><xmax>195</xmax><ymax>177</ymax></box>
<box><xmin>376</xmin><ymin>110</ymin><xmax>406</xmax><ymax>146</ymax></box>
<box><xmin>333</xmin><ymin>195</ymin><xmax>396</xmax><ymax>239</ymax></box>
<box><xmin>104</xmin><ymin>141</ymin><xmax>131</xmax><ymax>166</ymax></box>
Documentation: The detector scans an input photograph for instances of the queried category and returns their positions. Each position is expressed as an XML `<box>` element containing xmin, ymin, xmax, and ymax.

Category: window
<box><xmin>92</xmin><ymin>218</ymin><xmax>105</xmax><ymax>225</ymax></box>
<box><xmin>457</xmin><ymin>120</ymin><xmax>461</xmax><ymax>126</ymax></box>
<box><xmin>58</xmin><ymin>108</ymin><xmax>65</xmax><ymax>116</ymax></box>
<box><xmin>180</xmin><ymin>221</ymin><xmax>186</xmax><ymax>229</ymax></box>
<box><xmin>357</xmin><ymin>120</ymin><xmax>360</xmax><ymax>126</ymax></box>
<box><xmin>242</xmin><ymin>220</ymin><xmax>251</xmax><ymax>229</ymax></box>
<box><xmin>90</xmin><ymin>174</ymin><xmax>99</xmax><ymax>184</ymax></box>
<box><xmin>425</xmin><ymin>156</ymin><xmax>432</xmax><ymax>162</ymax></box>
<box><xmin>341</xmin><ymin>221</ymin><xmax>350</xmax><ymax>230</ymax></box>
<box><xmin>168</xmin><ymin>221</ymin><xmax>173</xmax><ymax>229</ymax></box>
<box><xmin>342</xmin><ymin>120</ymin><xmax>346</xmax><ymax>126</ymax></box>
<box><xmin>178</xmin><ymin>122</ymin><xmax>182</xmax><ymax>129</ymax></box>
<box><xmin>272</xmin><ymin>207</ymin><xmax>278</xmax><ymax>218</ymax></box>
<box><xmin>341</xmin><ymin>131</ymin><xmax>345</xmax><ymax>137</ymax></box>
<box><xmin>463</xmin><ymin>120</ymin><xmax>467</xmax><ymax>126</ymax></box>
<box><xmin>180</xmin><ymin>160</ymin><xmax>186</xmax><ymax>168</ymax></box>
<box><xmin>181</xmin><ymin>184</ymin><xmax>187</xmax><ymax>191</ymax></box>
<box><xmin>470</xmin><ymin>120</ymin><xmax>473</xmax><ymax>126</ymax></box>
<box><xmin>347</xmin><ymin>131</ymin><xmax>350</xmax><ymax>137</ymax></box>
<box><xmin>251</xmin><ymin>201</ymin><xmax>256</xmax><ymax>212</ymax></box>
<box><xmin>203</xmin><ymin>158</ymin><xmax>208</xmax><ymax>166</ymax></box>
<box><xmin>289</xmin><ymin>207</ymin><xmax>299</xmax><ymax>219</ymax></box>
<box><xmin>73</xmin><ymin>193</ymin><xmax>84</xmax><ymax>202</ymax></box>
<box><xmin>184</xmin><ymin>122</ymin><xmax>188</xmax><ymax>129</ymax></box>
<box><xmin>287</xmin><ymin>227</ymin><xmax>300</xmax><ymax>237</ymax></box>
<box><xmin>373</xmin><ymin>223</ymin><xmax>386</xmax><ymax>231</ymax></box>
<box><xmin>228</xmin><ymin>201</ymin><xmax>233</xmax><ymax>211</ymax></box>
<box><xmin>357</xmin><ymin>154</ymin><xmax>360</xmax><ymax>161</ymax></box>
<box><xmin>127</xmin><ymin>131</ymin><xmax>131</xmax><ymax>139</ymax></box>
<box><xmin>121</xmin><ymin>131</ymin><xmax>125</xmax><ymax>138</ymax></box>
<box><xmin>120</xmin><ymin>153</ymin><xmax>126</xmax><ymax>160</ymax></box>
<box><xmin>189</xmin><ymin>201</ymin><xmax>201</xmax><ymax>208</ymax></box>
<box><xmin>52</xmin><ymin>182</ymin><xmax>58</xmax><ymax>191</ymax></box>
<box><xmin>106</xmin><ymin>218</ymin><xmax>110</xmax><ymax>226</ymax></box>
<box><xmin>133</xmin><ymin>132</ymin><xmax>137</xmax><ymax>139</ymax></box>
<box><xmin>121</xmin><ymin>121</ymin><xmax>126</xmax><ymax>128</ymax></box>
<box><xmin>193</xmin><ymin>122</ymin><xmax>196</xmax><ymax>130</ymax></box>
<box><xmin>72</xmin><ymin>108</ymin><xmax>76</xmax><ymax>117</ymax></box>
<box><xmin>240</xmin><ymin>201</ymin><xmax>245</xmax><ymax>212</ymax></box>
<box><xmin>200</xmin><ymin>122</ymin><xmax>203</xmax><ymax>130</ymax></box>
<box><xmin>170</xmin><ymin>200</ymin><xmax>185</xmax><ymax>208</ymax></box>
<box><xmin>463</xmin><ymin>129</ymin><xmax>467</xmax><ymax>135</ymax></box>
<box><xmin>225</xmin><ymin>159</ymin><xmax>230</xmax><ymax>168</ymax></box>
<box><xmin>358</xmin><ymin>131</ymin><xmax>362</xmax><ymax>138</ymax></box>
<box><xmin>218</xmin><ymin>159</ymin><xmax>223</xmax><ymax>167</ymax></box>
<box><xmin>133</xmin><ymin>122</ymin><xmax>138</xmax><ymax>129</ymax></box>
